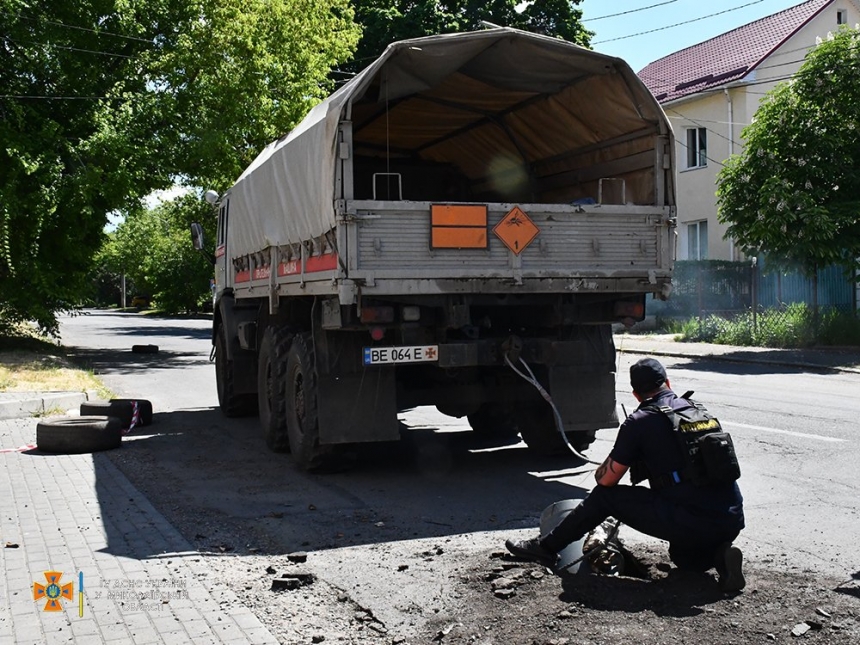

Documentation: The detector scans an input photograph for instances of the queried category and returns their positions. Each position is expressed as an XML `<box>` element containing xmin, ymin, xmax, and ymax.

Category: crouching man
<box><xmin>506</xmin><ymin>358</ymin><xmax>746</xmax><ymax>592</ymax></box>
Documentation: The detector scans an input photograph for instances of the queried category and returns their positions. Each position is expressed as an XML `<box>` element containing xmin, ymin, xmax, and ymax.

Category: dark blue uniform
<box><xmin>541</xmin><ymin>389</ymin><xmax>745</xmax><ymax>571</ymax></box>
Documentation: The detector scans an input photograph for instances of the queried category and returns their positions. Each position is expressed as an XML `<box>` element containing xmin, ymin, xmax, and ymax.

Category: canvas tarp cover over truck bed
<box><xmin>227</xmin><ymin>28</ymin><xmax>674</xmax><ymax>260</ymax></box>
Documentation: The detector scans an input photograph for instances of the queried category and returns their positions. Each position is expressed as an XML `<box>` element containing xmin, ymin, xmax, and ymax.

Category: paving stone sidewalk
<box><xmin>0</xmin><ymin>418</ymin><xmax>279</xmax><ymax>645</ymax></box>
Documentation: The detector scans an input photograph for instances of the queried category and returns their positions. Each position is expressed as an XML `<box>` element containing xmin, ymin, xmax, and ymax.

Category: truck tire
<box><xmin>36</xmin><ymin>416</ymin><xmax>123</xmax><ymax>454</ymax></box>
<box><xmin>80</xmin><ymin>399</ymin><xmax>153</xmax><ymax>427</ymax></box>
<box><xmin>258</xmin><ymin>327</ymin><xmax>292</xmax><ymax>453</ymax></box>
<box><xmin>516</xmin><ymin>404</ymin><xmax>597</xmax><ymax>456</ymax></box>
<box><xmin>467</xmin><ymin>404</ymin><xmax>521</xmax><ymax>439</ymax></box>
<box><xmin>216</xmin><ymin>324</ymin><xmax>257</xmax><ymax>417</ymax></box>
<box><xmin>284</xmin><ymin>332</ymin><xmax>332</xmax><ymax>471</ymax></box>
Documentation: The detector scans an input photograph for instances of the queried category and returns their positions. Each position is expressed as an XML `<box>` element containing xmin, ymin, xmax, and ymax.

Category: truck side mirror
<box><xmin>190</xmin><ymin>223</ymin><xmax>216</xmax><ymax>265</ymax></box>
<box><xmin>190</xmin><ymin>223</ymin><xmax>205</xmax><ymax>250</ymax></box>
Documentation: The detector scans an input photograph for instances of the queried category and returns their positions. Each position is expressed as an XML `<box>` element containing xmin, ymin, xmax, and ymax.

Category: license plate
<box><xmin>363</xmin><ymin>345</ymin><xmax>439</xmax><ymax>365</ymax></box>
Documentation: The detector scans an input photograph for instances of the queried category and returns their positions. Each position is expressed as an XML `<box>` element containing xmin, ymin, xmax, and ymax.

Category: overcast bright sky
<box><xmin>579</xmin><ymin>0</ymin><xmax>821</xmax><ymax>71</ymax></box>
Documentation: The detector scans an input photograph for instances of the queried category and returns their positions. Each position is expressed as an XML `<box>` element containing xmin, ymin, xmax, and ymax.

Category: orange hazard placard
<box><xmin>493</xmin><ymin>206</ymin><xmax>539</xmax><ymax>255</ymax></box>
<box><xmin>430</xmin><ymin>204</ymin><xmax>488</xmax><ymax>249</ymax></box>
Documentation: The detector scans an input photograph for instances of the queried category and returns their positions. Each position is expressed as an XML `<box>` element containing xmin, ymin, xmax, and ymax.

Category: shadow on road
<box><xmin>560</xmin><ymin>567</ymin><xmax>726</xmax><ymax>617</ymax></box>
<box><xmin>668</xmin><ymin>354</ymin><xmax>849</xmax><ymax>376</ymax></box>
<box><xmin>90</xmin><ymin>406</ymin><xmax>596</xmax><ymax>560</ymax></box>
<box><xmin>65</xmin><ymin>347</ymin><xmax>211</xmax><ymax>374</ymax></box>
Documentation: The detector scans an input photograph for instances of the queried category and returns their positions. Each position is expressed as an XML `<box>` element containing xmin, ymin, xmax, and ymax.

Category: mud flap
<box><xmin>548</xmin><ymin>366</ymin><xmax>618</xmax><ymax>432</ymax></box>
<box><xmin>540</xmin><ymin>500</ymin><xmax>587</xmax><ymax>577</ymax></box>
<box><xmin>316</xmin><ymin>369</ymin><xmax>400</xmax><ymax>444</ymax></box>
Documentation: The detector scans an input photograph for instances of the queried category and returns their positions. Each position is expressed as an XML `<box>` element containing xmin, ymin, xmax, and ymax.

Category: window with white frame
<box><xmin>837</xmin><ymin>9</ymin><xmax>847</xmax><ymax>24</ymax></box>
<box><xmin>687</xmin><ymin>220</ymin><xmax>708</xmax><ymax>260</ymax></box>
<box><xmin>686</xmin><ymin>127</ymin><xmax>707</xmax><ymax>169</ymax></box>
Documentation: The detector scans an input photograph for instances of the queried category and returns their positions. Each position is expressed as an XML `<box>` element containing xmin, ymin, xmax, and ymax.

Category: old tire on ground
<box><xmin>516</xmin><ymin>404</ymin><xmax>597</xmax><ymax>456</ymax></box>
<box><xmin>36</xmin><ymin>416</ymin><xmax>123</xmax><ymax>454</ymax></box>
<box><xmin>131</xmin><ymin>344</ymin><xmax>159</xmax><ymax>354</ymax></box>
<box><xmin>257</xmin><ymin>326</ymin><xmax>293</xmax><ymax>453</ymax></box>
<box><xmin>467</xmin><ymin>404</ymin><xmax>521</xmax><ymax>438</ymax></box>
<box><xmin>112</xmin><ymin>398</ymin><xmax>153</xmax><ymax>425</ymax></box>
<box><xmin>284</xmin><ymin>332</ymin><xmax>332</xmax><ymax>471</ymax></box>
<box><xmin>215</xmin><ymin>324</ymin><xmax>257</xmax><ymax>417</ymax></box>
<box><xmin>80</xmin><ymin>399</ymin><xmax>153</xmax><ymax>427</ymax></box>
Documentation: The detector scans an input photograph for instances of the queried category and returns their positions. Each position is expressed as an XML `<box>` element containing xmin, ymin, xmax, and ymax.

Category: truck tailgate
<box><xmin>346</xmin><ymin>201</ymin><xmax>672</xmax><ymax>287</ymax></box>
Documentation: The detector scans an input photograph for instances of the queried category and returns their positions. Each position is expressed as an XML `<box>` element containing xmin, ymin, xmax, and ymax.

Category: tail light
<box><xmin>360</xmin><ymin>306</ymin><xmax>394</xmax><ymax>323</ymax></box>
<box><xmin>613</xmin><ymin>300</ymin><xmax>645</xmax><ymax>319</ymax></box>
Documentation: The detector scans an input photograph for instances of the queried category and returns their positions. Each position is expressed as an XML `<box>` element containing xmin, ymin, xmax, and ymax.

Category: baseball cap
<box><xmin>630</xmin><ymin>358</ymin><xmax>667</xmax><ymax>393</ymax></box>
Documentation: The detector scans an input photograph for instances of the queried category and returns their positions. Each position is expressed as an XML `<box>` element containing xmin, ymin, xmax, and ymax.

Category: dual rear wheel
<box><xmin>215</xmin><ymin>325</ymin><xmax>257</xmax><ymax>417</ymax></box>
<box><xmin>467</xmin><ymin>401</ymin><xmax>597</xmax><ymax>456</ymax></box>
<box><xmin>256</xmin><ymin>328</ymin><xmax>330</xmax><ymax>471</ymax></box>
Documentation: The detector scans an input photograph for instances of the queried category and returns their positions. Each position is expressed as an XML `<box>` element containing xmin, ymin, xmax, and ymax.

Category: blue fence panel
<box><xmin>757</xmin><ymin>261</ymin><xmax>854</xmax><ymax>308</ymax></box>
<box><xmin>648</xmin><ymin>260</ymin><xmax>857</xmax><ymax>318</ymax></box>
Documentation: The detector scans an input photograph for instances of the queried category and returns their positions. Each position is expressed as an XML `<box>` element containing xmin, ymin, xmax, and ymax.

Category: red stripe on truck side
<box><xmin>278</xmin><ymin>253</ymin><xmax>338</xmax><ymax>276</ymax></box>
<box><xmin>306</xmin><ymin>254</ymin><xmax>338</xmax><ymax>272</ymax></box>
<box><xmin>252</xmin><ymin>266</ymin><xmax>271</xmax><ymax>281</ymax></box>
<box><xmin>278</xmin><ymin>260</ymin><xmax>300</xmax><ymax>276</ymax></box>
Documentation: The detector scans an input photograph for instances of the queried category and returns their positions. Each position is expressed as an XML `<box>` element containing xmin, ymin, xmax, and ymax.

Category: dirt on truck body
<box><xmin>197</xmin><ymin>27</ymin><xmax>677</xmax><ymax>470</ymax></box>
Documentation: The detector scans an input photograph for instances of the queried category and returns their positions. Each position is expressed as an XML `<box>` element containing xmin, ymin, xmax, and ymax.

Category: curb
<box><xmin>0</xmin><ymin>391</ymin><xmax>90</xmax><ymax>420</ymax></box>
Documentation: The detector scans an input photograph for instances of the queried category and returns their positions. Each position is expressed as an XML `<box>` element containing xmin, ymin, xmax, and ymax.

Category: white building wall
<box><xmin>666</xmin><ymin>1</ymin><xmax>860</xmax><ymax>261</ymax></box>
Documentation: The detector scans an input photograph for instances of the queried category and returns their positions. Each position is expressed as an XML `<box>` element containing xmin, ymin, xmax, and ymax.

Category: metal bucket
<box><xmin>539</xmin><ymin>499</ymin><xmax>586</xmax><ymax>576</ymax></box>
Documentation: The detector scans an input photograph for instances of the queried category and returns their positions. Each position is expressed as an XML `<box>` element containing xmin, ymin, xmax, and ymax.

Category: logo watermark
<box><xmin>32</xmin><ymin>571</ymin><xmax>74</xmax><ymax>612</ymax></box>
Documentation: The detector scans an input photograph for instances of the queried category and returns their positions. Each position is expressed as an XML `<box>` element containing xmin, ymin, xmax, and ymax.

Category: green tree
<box><xmin>1</xmin><ymin>0</ymin><xmax>359</xmax><ymax>334</ymax></box>
<box><xmin>346</xmin><ymin>0</ymin><xmax>592</xmax><ymax>75</ymax></box>
<box><xmin>102</xmin><ymin>193</ymin><xmax>218</xmax><ymax>313</ymax></box>
<box><xmin>716</xmin><ymin>27</ymin><xmax>860</xmax><ymax>283</ymax></box>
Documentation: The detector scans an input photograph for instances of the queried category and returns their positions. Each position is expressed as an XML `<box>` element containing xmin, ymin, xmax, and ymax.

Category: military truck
<box><xmin>193</xmin><ymin>28</ymin><xmax>676</xmax><ymax>470</ymax></box>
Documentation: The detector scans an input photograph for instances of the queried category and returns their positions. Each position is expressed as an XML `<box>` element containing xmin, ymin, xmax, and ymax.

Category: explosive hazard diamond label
<box><xmin>493</xmin><ymin>206</ymin><xmax>539</xmax><ymax>255</ymax></box>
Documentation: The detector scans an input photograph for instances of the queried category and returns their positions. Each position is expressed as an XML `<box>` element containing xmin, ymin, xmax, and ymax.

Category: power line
<box><xmin>1</xmin><ymin>35</ymin><xmax>135</xmax><ymax>59</ymax></box>
<box><xmin>637</xmin><ymin>48</ymin><xmax>810</xmax><ymax>88</ymax></box>
<box><xmin>637</xmin><ymin>27</ymin><xmax>860</xmax><ymax>90</ymax></box>
<box><xmin>641</xmin><ymin>41</ymin><xmax>860</xmax><ymax>101</ymax></box>
<box><xmin>1</xmin><ymin>9</ymin><xmax>154</xmax><ymax>45</ymax></box>
<box><xmin>670</xmin><ymin>108</ymin><xmax>743</xmax><ymax>156</ymax></box>
<box><xmin>674</xmin><ymin>134</ymin><xmax>726</xmax><ymax>168</ymax></box>
<box><xmin>594</xmin><ymin>0</ymin><xmax>765</xmax><ymax>45</ymax></box>
<box><xmin>667</xmin><ymin>114</ymin><xmax>752</xmax><ymax>127</ymax></box>
<box><xmin>584</xmin><ymin>0</ymin><xmax>679</xmax><ymax>23</ymax></box>
<box><xmin>0</xmin><ymin>94</ymin><xmax>119</xmax><ymax>100</ymax></box>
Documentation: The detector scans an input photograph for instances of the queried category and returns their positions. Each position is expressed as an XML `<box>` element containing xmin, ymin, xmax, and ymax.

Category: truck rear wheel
<box><xmin>285</xmin><ymin>333</ymin><xmax>332</xmax><ymax>471</ymax></box>
<box><xmin>467</xmin><ymin>404</ymin><xmax>521</xmax><ymax>439</ymax></box>
<box><xmin>258</xmin><ymin>327</ymin><xmax>292</xmax><ymax>452</ymax></box>
<box><xmin>516</xmin><ymin>404</ymin><xmax>597</xmax><ymax>457</ymax></box>
<box><xmin>216</xmin><ymin>325</ymin><xmax>257</xmax><ymax>417</ymax></box>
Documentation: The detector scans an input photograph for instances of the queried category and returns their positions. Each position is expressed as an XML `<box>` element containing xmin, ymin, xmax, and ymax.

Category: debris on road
<box><xmin>271</xmin><ymin>572</ymin><xmax>315</xmax><ymax>592</ymax></box>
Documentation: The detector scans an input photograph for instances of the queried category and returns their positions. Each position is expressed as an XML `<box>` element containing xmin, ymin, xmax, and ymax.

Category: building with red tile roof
<box><xmin>636</xmin><ymin>1</ymin><xmax>858</xmax><ymax>261</ymax></box>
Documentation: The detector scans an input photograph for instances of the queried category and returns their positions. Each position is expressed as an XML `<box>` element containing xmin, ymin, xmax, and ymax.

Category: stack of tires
<box><xmin>36</xmin><ymin>399</ymin><xmax>153</xmax><ymax>454</ymax></box>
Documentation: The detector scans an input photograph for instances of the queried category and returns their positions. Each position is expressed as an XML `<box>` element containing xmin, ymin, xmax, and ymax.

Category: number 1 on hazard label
<box><xmin>363</xmin><ymin>345</ymin><xmax>439</xmax><ymax>365</ymax></box>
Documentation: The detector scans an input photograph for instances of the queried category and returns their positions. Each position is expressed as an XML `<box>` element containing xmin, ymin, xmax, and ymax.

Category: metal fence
<box><xmin>649</xmin><ymin>260</ymin><xmax>858</xmax><ymax>339</ymax></box>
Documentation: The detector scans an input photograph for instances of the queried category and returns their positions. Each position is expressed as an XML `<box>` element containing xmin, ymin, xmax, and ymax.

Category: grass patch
<box><xmin>667</xmin><ymin>304</ymin><xmax>860</xmax><ymax>348</ymax></box>
<box><xmin>0</xmin><ymin>325</ymin><xmax>112</xmax><ymax>397</ymax></box>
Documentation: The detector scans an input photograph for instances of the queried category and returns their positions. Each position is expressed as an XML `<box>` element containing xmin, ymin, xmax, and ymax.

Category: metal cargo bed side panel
<box><xmin>346</xmin><ymin>201</ymin><xmax>672</xmax><ymax>285</ymax></box>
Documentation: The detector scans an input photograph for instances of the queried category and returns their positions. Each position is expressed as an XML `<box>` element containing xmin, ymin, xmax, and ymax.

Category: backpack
<box><xmin>643</xmin><ymin>391</ymin><xmax>741</xmax><ymax>488</ymax></box>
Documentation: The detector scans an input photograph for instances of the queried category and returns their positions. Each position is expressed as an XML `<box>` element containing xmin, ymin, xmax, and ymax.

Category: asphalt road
<box><xmin>57</xmin><ymin>310</ymin><xmax>860</xmax><ymax>637</ymax></box>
